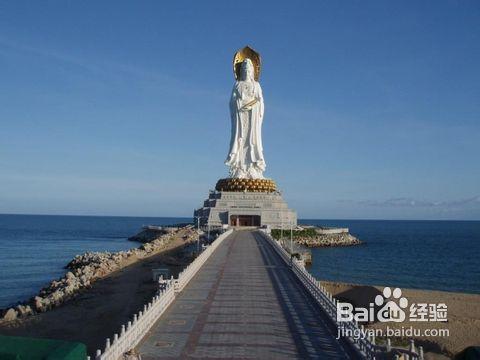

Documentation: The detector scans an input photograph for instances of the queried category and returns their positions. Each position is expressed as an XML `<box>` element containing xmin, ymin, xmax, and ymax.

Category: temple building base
<box><xmin>194</xmin><ymin>190</ymin><xmax>297</xmax><ymax>228</ymax></box>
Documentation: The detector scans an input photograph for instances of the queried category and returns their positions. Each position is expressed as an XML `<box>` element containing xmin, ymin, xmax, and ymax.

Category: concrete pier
<box><xmin>136</xmin><ymin>230</ymin><xmax>358</xmax><ymax>359</ymax></box>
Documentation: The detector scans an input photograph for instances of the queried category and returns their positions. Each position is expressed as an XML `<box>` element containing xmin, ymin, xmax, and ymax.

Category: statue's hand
<box><xmin>241</xmin><ymin>98</ymin><xmax>257</xmax><ymax>111</ymax></box>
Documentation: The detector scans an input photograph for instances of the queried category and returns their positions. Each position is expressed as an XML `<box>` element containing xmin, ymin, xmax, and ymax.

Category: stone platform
<box><xmin>194</xmin><ymin>190</ymin><xmax>296</xmax><ymax>228</ymax></box>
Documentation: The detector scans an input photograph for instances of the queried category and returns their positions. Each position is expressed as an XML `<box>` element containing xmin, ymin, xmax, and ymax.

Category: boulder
<box><xmin>3</xmin><ymin>308</ymin><xmax>18</xmax><ymax>321</ymax></box>
<box><xmin>64</xmin><ymin>284</ymin><xmax>76</xmax><ymax>295</ymax></box>
<box><xmin>51</xmin><ymin>290</ymin><xmax>64</xmax><ymax>303</ymax></box>
<box><xmin>15</xmin><ymin>305</ymin><xmax>33</xmax><ymax>317</ymax></box>
<box><xmin>24</xmin><ymin>305</ymin><xmax>33</xmax><ymax>316</ymax></box>
<box><xmin>34</xmin><ymin>296</ymin><xmax>44</xmax><ymax>312</ymax></box>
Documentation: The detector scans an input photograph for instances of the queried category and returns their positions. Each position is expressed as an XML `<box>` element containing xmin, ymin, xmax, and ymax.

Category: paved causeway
<box><xmin>137</xmin><ymin>230</ymin><xmax>357</xmax><ymax>359</ymax></box>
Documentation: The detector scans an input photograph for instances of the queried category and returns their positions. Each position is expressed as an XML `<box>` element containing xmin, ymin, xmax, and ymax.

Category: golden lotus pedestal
<box><xmin>215</xmin><ymin>178</ymin><xmax>277</xmax><ymax>193</ymax></box>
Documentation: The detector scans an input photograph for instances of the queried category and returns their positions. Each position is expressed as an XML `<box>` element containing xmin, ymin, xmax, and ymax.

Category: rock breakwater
<box><xmin>1</xmin><ymin>226</ymin><xmax>196</xmax><ymax>322</ymax></box>
<box><xmin>128</xmin><ymin>224</ymin><xmax>193</xmax><ymax>243</ymax></box>
<box><xmin>295</xmin><ymin>232</ymin><xmax>362</xmax><ymax>247</ymax></box>
<box><xmin>271</xmin><ymin>226</ymin><xmax>362</xmax><ymax>248</ymax></box>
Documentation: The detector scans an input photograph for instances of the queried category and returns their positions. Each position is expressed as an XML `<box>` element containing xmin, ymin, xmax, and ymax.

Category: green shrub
<box><xmin>271</xmin><ymin>228</ymin><xmax>317</xmax><ymax>239</ymax></box>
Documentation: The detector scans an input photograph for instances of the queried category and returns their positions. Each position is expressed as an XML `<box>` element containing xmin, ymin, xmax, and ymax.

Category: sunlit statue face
<box><xmin>241</xmin><ymin>59</ymin><xmax>255</xmax><ymax>81</ymax></box>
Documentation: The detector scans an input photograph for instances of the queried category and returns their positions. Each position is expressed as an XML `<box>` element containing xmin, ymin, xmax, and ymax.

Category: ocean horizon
<box><xmin>0</xmin><ymin>214</ymin><xmax>479</xmax><ymax>308</ymax></box>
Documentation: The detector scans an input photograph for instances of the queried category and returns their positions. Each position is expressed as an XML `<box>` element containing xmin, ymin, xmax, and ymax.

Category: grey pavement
<box><xmin>137</xmin><ymin>230</ymin><xmax>359</xmax><ymax>359</ymax></box>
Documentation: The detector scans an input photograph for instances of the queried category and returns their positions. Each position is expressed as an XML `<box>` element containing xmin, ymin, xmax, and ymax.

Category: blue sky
<box><xmin>0</xmin><ymin>1</ymin><xmax>479</xmax><ymax>220</ymax></box>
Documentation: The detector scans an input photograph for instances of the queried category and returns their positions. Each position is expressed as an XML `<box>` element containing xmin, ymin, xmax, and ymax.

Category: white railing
<box><xmin>95</xmin><ymin>228</ymin><xmax>233</xmax><ymax>360</ymax></box>
<box><xmin>258</xmin><ymin>230</ymin><xmax>424</xmax><ymax>360</ymax></box>
<box><xmin>174</xmin><ymin>229</ymin><xmax>232</xmax><ymax>292</ymax></box>
<box><xmin>95</xmin><ymin>281</ymin><xmax>175</xmax><ymax>360</ymax></box>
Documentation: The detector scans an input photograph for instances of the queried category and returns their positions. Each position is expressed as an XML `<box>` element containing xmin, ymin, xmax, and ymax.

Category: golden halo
<box><xmin>233</xmin><ymin>46</ymin><xmax>261</xmax><ymax>81</ymax></box>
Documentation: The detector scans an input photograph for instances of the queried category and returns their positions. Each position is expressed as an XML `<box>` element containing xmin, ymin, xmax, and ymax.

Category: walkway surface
<box><xmin>137</xmin><ymin>230</ymin><xmax>358</xmax><ymax>359</ymax></box>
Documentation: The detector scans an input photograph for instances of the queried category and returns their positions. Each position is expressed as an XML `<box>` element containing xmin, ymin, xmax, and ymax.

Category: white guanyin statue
<box><xmin>225</xmin><ymin>57</ymin><xmax>266</xmax><ymax>179</ymax></box>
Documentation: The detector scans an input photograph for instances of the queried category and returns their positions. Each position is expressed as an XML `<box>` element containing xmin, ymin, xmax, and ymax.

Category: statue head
<box><xmin>233</xmin><ymin>46</ymin><xmax>261</xmax><ymax>81</ymax></box>
<box><xmin>241</xmin><ymin>59</ymin><xmax>255</xmax><ymax>82</ymax></box>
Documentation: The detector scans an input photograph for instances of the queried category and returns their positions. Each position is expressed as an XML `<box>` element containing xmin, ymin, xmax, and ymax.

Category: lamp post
<box><xmin>290</xmin><ymin>224</ymin><xmax>293</xmax><ymax>255</ymax></box>
<box><xmin>280</xmin><ymin>218</ymin><xmax>284</xmax><ymax>248</ymax></box>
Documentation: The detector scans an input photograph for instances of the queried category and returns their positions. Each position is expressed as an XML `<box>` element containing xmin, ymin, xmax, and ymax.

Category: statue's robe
<box><xmin>225</xmin><ymin>79</ymin><xmax>265</xmax><ymax>179</ymax></box>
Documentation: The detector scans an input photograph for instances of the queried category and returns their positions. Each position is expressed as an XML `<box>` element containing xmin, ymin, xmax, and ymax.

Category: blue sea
<box><xmin>0</xmin><ymin>215</ymin><xmax>479</xmax><ymax>308</ymax></box>
<box><xmin>303</xmin><ymin>219</ymin><xmax>480</xmax><ymax>295</ymax></box>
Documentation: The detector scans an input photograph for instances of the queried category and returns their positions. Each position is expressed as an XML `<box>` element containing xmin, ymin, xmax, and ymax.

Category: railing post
<box><xmin>386</xmin><ymin>338</ymin><xmax>391</xmax><ymax>352</ymax></box>
<box><xmin>419</xmin><ymin>346</ymin><xmax>424</xmax><ymax>360</ymax></box>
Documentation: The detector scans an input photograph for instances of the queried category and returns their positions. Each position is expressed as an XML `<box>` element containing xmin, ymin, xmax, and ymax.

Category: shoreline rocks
<box><xmin>1</xmin><ymin>226</ymin><xmax>196</xmax><ymax>323</ymax></box>
<box><xmin>296</xmin><ymin>233</ymin><xmax>362</xmax><ymax>247</ymax></box>
<box><xmin>128</xmin><ymin>225</ymin><xmax>193</xmax><ymax>243</ymax></box>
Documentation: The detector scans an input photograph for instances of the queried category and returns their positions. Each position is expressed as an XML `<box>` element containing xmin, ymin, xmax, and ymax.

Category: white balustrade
<box><xmin>95</xmin><ymin>228</ymin><xmax>233</xmax><ymax>360</ymax></box>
